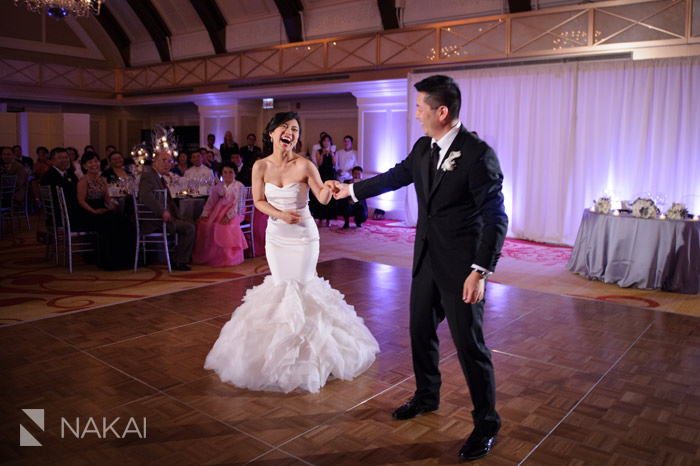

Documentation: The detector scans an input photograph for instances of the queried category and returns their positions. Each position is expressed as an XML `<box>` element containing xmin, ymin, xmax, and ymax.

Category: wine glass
<box><xmin>654</xmin><ymin>192</ymin><xmax>667</xmax><ymax>211</ymax></box>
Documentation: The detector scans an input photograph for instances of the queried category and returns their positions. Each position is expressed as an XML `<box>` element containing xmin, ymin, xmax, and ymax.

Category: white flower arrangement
<box><xmin>440</xmin><ymin>151</ymin><xmax>462</xmax><ymax>172</ymax></box>
<box><xmin>595</xmin><ymin>197</ymin><xmax>611</xmax><ymax>214</ymax></box>
<box><xmin>666</xmin><ymin>203</ymin><xmax>689</xmax><ymax>220</ymax></box>
<box><xmin>131</xmin><ymin>123</ymin><xmax>179</xmax><ymax>167</ymax></box>
<box><xmin>631</xmin><ymin>198</ymin><xmax>658</xmax><ymax>219</ymax></box>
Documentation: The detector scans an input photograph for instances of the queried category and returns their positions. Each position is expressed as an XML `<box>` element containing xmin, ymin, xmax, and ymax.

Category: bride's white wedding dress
<box><xmin>204</xmin><ymin>182</ymin><xmax>379</xmax><ymax>393</ymax></box>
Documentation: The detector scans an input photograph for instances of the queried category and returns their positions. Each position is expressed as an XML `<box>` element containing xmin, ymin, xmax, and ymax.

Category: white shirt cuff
<box><xmin>471</xmin><ymin>263</ymin><xmax>492</xmax><ymax>276</ymax></box>
<box><xmin>348</xmin><ymin>184</ymin><xmax>359</xmax><ymax>203</ymax></box>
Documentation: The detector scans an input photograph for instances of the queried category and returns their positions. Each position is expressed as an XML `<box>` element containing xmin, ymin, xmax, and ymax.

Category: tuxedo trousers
<box><xmin>409</xmin><ymin>245</ymin><xmax>500</xmax><ymax>436</ymax></box>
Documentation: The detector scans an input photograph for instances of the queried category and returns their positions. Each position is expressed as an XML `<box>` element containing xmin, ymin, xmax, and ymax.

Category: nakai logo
<box><xmin>20</xmin><ymin>409</ymin><xmax>147</xmax><ymax>446</ymax></box>
<box><xmin>20</xmin><ymin>409</ymin><xmax>44</xmax><ymax>447</ymax></box>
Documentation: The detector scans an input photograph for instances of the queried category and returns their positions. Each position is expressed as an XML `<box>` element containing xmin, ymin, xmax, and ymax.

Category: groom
<box><xmin>333</xmin><ymin>75</ymin><xmax>508</xmax><ymax>461</ymax></box>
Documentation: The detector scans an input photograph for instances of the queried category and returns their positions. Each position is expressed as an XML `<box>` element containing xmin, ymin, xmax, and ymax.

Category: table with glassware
<box><xmin>169</xmin><ymin>178</ymin><xmax>213</xmax><ymax>222</ymax></box>
<box><xmin>566</xmin><ymin>209</ymin><xmax>700</xmax><ymax>294</ymax></box>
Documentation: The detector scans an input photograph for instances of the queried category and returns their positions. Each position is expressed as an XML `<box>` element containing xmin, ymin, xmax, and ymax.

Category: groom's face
<box><xmin>415</xmin><ymin>92</ymin><xmax>444</xmax><ymax>139</ymax></box>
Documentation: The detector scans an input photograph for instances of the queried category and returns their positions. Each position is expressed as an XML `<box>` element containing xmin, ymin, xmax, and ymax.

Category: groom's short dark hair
<box><xmin>414</xmin><ymin>75</ymin><xmax>461</xmax><ymax>121</ymax></box>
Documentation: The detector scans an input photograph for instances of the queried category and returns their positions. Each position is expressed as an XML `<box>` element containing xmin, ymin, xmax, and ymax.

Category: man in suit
<box><xmin>230</xmin><ymin>152</ymin><xmax>251</xmax><ymax>187</ymax></box>
<box><xmin>333</xmin><ymin>75</ymin><xmax>508</xmax><ymax>461</ymax></box>
<box><xmin>239</xmin><ymin>133</ymin><xmax>262</xmax><ymax>169</ymax></box>
<box><xmin>12</xmin><ymin>145</ymin><xmax>33</xmax><ymax>172</ymax></box>
<box><xmin>40</xmin><ymin>147</ymin><xmax>82</xmax><ymax>228</ymax></box>
<box><xmin>338</xmin><ymin>166</ymin><xmax>368</xmax><ymax>229</ymax></box>
<box><xmin>138</xmin><ymin>150</ymin><xmax>196</xmax><ymax>271</ymax></box>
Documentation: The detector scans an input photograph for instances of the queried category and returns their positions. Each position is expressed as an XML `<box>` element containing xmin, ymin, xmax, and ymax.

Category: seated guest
<box><xmin>40</xmin><ymin>147</ymin><xmax>81</xmax><ymax>227</ymax></box>
<box><xmin>170</xmin><ymin>152</ymin><xmax>190</xmax><ymax>177</ymax></box>
<box><xmin>32</xmin><ymin>146</ymin><xmax>51</xmax><ymax>208</ymax></box>
<box><xmin>231</xmin><ymin>152</ymin><xmax>251</xmax><ymax>187</ymax></box>
<box><xmin>77</xmin><ymin>152</ymin><xmax>135</xmax><ymax>270</ymax></box>
<box><xmin>101</xmin><ymin>151</ymin><xmax>133</xmax><ymax>183</ymax></box>
<box><xmin>183</xmin><ymin>150</ymin><xmax>217</xmax><ymax>184</ymax></box>
<box><xmin>192</xmin><ymin>162</ymin><xmax>248</xmax><ymax>267</ymax></box>
<box><xmin>100</xmin><ymin>145</ymin><xmax>116</xmax><ymax>171</ymax></box>
<box><xmin>1</xmin><ymin>146</ymin><xmax>29</xmax><ymax>208</ymax></box>
<box><xmin>138</xmin><ymin>151</ymin><xmax>196</xmax><ymax>271</ymax></box>
<box><xmin>66</xmin><ymin>147</ymin><xmax>83</xmax><ymax>179</ymax></box>
<box><xmin>206</xmin><ymin>134</ymin><xmax>221</xmax><ymax>166</ymax></box>
<box><xmin>12</xmin><ymin>145</ymin><xmax>33</xmax><ymax>172</ymax></box>
<box><xmin>339</xmin><ymin>166</ymin><xmax>368</xmax><ymax>229</ymax></box>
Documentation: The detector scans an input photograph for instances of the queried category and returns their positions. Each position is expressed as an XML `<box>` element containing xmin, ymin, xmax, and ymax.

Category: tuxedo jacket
<box><xmin>239</xmin><ymin>146</ymin><xmax>262</xmax><ymax>168</ymax></box>
<box><xmin>233</xmin><ymin>164</ymin><xmax>252</xmax><ymax>187</ymax></box>
<box><xmin>354</xmin><ymin>126</ymin><xmax>508</xmax><ymax>291</ymax></box>
<box><xmin>40</xmin><ymin>166</ymin><xmax>81</xmax><ymax>226</ymax></box>
<box><xmin>138</xmin><ymin>166</ymin><xmax>184</xmax><ymax>234</ymax></box>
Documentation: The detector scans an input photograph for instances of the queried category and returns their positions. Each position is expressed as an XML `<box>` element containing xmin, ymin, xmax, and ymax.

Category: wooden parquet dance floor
<box><xmin>2</xmin><ymin>258</ymin><xmax>699</xmax><ymax>465</ymax></box>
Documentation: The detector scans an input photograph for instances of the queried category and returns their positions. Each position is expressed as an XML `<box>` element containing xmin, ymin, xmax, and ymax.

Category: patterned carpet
<box><xmin>1</xmin><ymin>215</ymin><xmax>698</xmax><ymax>326</ymax></box>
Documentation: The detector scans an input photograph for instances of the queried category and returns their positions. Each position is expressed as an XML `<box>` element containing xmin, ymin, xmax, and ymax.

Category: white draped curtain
<box><xmin>404</xmin><ymin>56</ymin><xmax>700</xmax><ymax>245</ymax></box>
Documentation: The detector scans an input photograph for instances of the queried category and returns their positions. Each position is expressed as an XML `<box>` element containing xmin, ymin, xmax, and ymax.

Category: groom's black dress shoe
<box><xmin>392</xmin><ymin>397</ymin><xmax>439</xmax><ymax>420</ymax></box>
<box><xmin>459</xmin><ymin>430</ymin><xmax>497</xmax><ymax>461</ymax></box>
<box><xmin>172</xmin><ymin>262</ymin><xmax>192</xmax><ymax>271</ymax></box>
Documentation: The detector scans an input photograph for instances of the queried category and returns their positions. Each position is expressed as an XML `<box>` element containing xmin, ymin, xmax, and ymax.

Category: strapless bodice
<box><xmin>265</xmin><ymin>182</ymin><xmax>309</xmax><ymax>212</ymax></box>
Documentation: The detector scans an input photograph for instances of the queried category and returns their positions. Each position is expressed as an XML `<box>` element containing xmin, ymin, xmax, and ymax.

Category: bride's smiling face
<box><xmin>270</xmin><ymin>119</ymin><xmax>300</xmax><ymax>151</ymax></box>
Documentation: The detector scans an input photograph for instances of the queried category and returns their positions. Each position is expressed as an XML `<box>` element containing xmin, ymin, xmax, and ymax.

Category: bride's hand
<box><xmin>324</xmin><ymin>180</ymin><xmax>340</xmax><ymax>194</ymax></box>
<box><xmin>280</xmin><ymin>211</ymin><xmax>302</xmax><ymax>225</ymax></box>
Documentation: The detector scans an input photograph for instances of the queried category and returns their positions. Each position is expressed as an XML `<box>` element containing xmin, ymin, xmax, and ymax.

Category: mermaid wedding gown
<box><xmin>204</xmin><ymin>182</ymin><xmax>379</xmax><ymax>393</ymax></box>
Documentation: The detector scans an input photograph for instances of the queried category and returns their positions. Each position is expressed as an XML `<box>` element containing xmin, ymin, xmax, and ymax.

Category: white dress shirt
<box><xmin>183</xmin><ymin>164</ymin><xmax>216</xmax><ymax>183</ymax></box>
<box><xmin>336</xmin><ymin>149</ymin><xmax>357</xmax><ymax>182</ymax></box>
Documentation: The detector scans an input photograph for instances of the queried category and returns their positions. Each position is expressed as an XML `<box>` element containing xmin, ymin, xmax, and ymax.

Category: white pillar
<box><xmin>352</xmin><ymin>80</ymin><xmax>409</xmax><ymax>221</ymax></box>
<box><xmin>194</xmin><ymin>98</ymin><xmax>239</xmax><ymax>149</ymax></box>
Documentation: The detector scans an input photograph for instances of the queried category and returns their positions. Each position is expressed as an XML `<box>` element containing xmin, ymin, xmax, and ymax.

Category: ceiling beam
<box><xmin>189</xmin><ymin>0</ymin><xmax>227</xmax><ymax>55</ymax></box>
<box><xmin>377</xmin><ymin>0</ymin><xmax>400</xmax><ymax>30</ymax></box>
<box><xmin>125</xmin><ymin>0</ymin><xmax>171</xmax><ymax>62</ymax></box>
<box><xmin>96</xmin><ymin>4</ymin><xmax>131</xmax><ymax>67</ymax></box>
<box><xmin>274</xmin><ymin>0</ymin><xmax>304</xmax><ymax>43</ymax></box>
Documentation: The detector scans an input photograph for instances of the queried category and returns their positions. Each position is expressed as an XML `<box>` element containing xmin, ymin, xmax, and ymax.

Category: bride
<box><xmin>204</xmin><ymin>112</ymin><xmax>379</xmax><ymax>393</ymax></box>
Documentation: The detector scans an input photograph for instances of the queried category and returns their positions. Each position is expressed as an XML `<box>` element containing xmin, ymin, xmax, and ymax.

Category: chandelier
<box><xmin>14</xmin><ymin>0</ymin><xmax>103</xmax><ymax>19</ymax></box>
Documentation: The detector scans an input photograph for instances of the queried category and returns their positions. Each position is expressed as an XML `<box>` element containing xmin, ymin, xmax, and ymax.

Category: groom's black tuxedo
<box><xmin>353</xmin><ymin>125</ymin><xmax>508</xmax><ymax>436</ymax></box>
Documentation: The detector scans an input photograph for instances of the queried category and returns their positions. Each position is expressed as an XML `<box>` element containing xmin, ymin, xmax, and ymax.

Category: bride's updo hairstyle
<box><xmin>262</xmin><ymin>111</ymin><xmax>301</xmax><ymax>155</ymax></box>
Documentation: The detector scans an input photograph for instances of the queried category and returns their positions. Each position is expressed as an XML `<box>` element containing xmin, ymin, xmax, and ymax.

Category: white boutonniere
<box><xmin>440</xmin><ymin>151</ymin><xmax>461</xmax><ymax>171</ymax></box>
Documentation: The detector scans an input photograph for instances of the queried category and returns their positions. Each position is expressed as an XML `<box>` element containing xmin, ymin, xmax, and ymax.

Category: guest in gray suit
<box><xmin>138</xmin><ymin>150</ymin><xmax>196</xmax><ymax>271</ymax></box>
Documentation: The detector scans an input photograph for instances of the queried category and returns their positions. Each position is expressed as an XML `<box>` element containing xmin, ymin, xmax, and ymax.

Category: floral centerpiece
<box><xmin>631</xmin><ymin>198</ymin><xmax>658</xmax><ymax>219</ymax></box>
<box><xmin>595</xmin><ymin>197</ymin><xmax>611</xmax><ymax>214</ymax></box>
<box><xmin>666</xmin><ymin>203</ymin><xmax>689</xmax><ymax>220</ymax></box>
<box><xmin>131</xmin><ymin>123</ymin><xmax>179</xmax><ymax>168</ymax></box>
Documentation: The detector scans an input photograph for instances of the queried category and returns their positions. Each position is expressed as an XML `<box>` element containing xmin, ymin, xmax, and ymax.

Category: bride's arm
<box><xmin>306</xmin><ymin>159</ymin><xmax>333</xmax><ymax>205</ymax></box>
<box><xmin>251</xmin><ymin>160</ymin><xmax>302</xmax><ymax>224</ymax></box>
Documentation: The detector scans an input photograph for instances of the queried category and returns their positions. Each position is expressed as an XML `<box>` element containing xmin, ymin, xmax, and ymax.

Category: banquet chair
<box><xmin>0</xmin><ymin>175</ymin><xmax>16</xmax><ymax>236</ymax></box>
<box><xmin>133</xmin><ymin>189</ymin><xmax>177</xmax><ymax>274</ymax></box>
<box><xmin>39</xmin><ymin>185</ymin><xmax>63</xmax><ymax>264</ymax></box>
<box><xmin>13</xmin><ymin>178</ymin><xmax>31</xmax><ymax>231</ymax></box>
<box><xmin>56</xmin><ymin>186</ymin><xmax>98</xmax><ymax>274</ymax></box>
<box><xmin>239</xmin><ymin>186</ymin><xmax>255</xmax><ymax>257</ymax></box>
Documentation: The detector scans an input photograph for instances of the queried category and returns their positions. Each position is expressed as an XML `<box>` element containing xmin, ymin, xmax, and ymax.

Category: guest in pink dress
<box><xmin>192</xmin><ymin>162</ymin><xmax>248</xmax><ymax>267</ymax></box>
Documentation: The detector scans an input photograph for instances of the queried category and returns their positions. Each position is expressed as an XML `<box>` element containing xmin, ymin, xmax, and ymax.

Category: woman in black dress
<box><xmin>310</xmin><ymin>134</ymin><xmax>337</xmax><ymax>227</ymax></box>
<box><xmin>76</xmin><ymin>152</ymin><xmax>136</xmax><ymax>270</ymax></box>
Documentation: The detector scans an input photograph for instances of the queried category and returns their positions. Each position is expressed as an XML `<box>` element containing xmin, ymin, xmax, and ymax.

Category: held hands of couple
<box><xmin>325</xmin><ymin>180</ymin><xmax>350</xmax><ymax>200</ymax></box>
<box><xmin>462</xmin><ymin>271</ymin><xmax>486</xmax><ymax>304</ymax></box>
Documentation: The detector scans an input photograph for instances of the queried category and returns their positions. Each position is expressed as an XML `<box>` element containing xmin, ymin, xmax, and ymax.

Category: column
<box><xmin>352</xmin><ymin>80</ymin><xmax>410</xmax><ymax>222</ymax></box>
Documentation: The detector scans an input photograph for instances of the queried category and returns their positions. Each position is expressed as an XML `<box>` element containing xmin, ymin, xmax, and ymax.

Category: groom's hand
<box><xmin>333</xmin><ymin>182</ymin><xmax>350</xmax><ymax>200</ymax></box>
<box><xmin>463</xmin><ymin>271</ymin><xmax>485</xmax><ymax>304</ymax></box>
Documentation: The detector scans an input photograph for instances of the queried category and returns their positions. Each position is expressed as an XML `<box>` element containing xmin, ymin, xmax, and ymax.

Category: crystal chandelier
<box><xmin>14</xmin><ymin>0</ymin><xmax>103</xmax><ymax>19</ymax></box>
